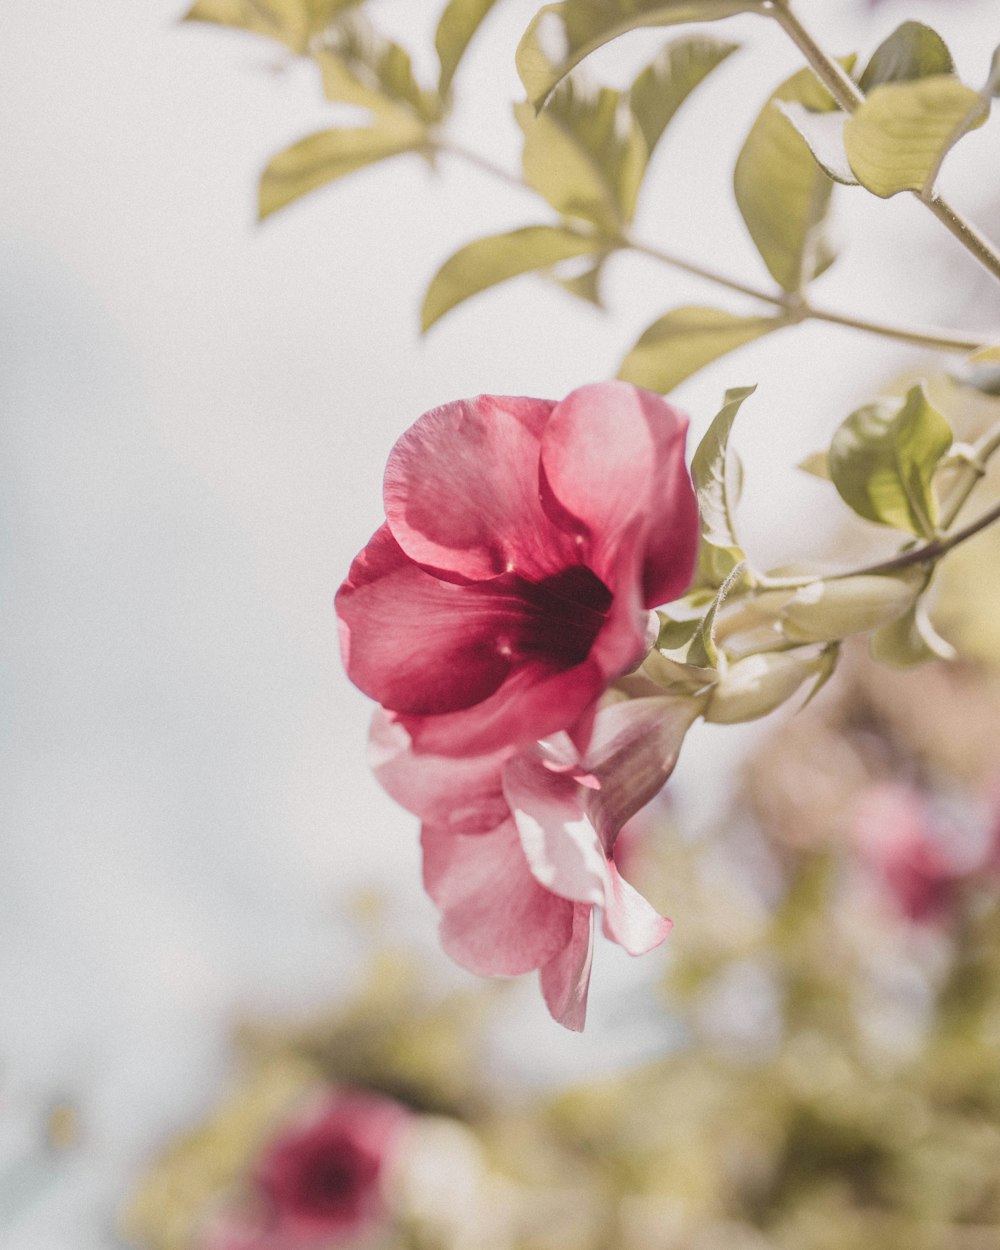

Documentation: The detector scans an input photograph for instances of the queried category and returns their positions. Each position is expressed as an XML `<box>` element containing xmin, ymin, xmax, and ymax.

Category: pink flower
<box><xmin>336</xmin><ymin>382</ymin><xmax>698</xmax><ymax>757</ymax></box>
<box><xmin>201</xmin><ymin>1090</ymin><xmax>410</xmax><ymax>1250</ymax></box>
<box><xmin>373</xmin><ymin>695</ymin><xmax>697</xmax><ymax>1029</ymax></box>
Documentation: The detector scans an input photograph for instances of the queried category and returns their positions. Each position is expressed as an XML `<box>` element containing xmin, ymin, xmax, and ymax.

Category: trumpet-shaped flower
<box><xmin>373</xmin><ymin>696</ymin><xmax>697</xmax><ymax>1029</ymax></box>
<box><xmin>337</xmin><ymin>382</ymin><xmax>697</xmax><ymax>757</ymax></box>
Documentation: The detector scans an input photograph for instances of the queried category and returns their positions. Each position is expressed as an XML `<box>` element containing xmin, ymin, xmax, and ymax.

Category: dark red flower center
<box><xmin>511</xmin><ymin>565</ymin><xmax>614</xmax><ymax>669</ymax></box>
<box><xmin>261</xmin><ymin>1132</ymin><xmax>380</xmax><ymax>1226</ymax></box>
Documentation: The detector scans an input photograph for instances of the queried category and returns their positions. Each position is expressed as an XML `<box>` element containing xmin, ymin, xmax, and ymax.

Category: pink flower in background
<box><xmin>336</xmin><ymin>382</ymin><xmax>698</xmax><ymax>757</ymax></box>
<box><xmin>373</xmin><ymin>696</ymin><xmax>696</xmax><ymax>1029</ymax></box>
<box><xmin>853</xmin><ymin>782</ymin><xmax>1000</xmax><ymax>925</ymax></box>
<box><xmin>203</xmin><ymin>1090</ymin><xmax>410</xmax><ymax>1250</ymax></box>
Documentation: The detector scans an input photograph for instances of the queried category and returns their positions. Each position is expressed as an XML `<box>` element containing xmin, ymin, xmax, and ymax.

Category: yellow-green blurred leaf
<box><xmin>968</xmin><ymin>343</ymin><xmax>1000</xmax><ymax>364</ymax></box>
<box><xmin>629</xmin><ymin>34</ymin><xmax>738</xmax><ymax>161</ymax></box>
<box><xmin>547</xmin><ymin>254</ymin><xmax>609</xmax><ymax>306</ymax></box>
<box><xmin>775</xmin><ymin>102</ymin><xmax>857</xmax><ymax>185</ymax></box>
<box><xmin>436</xmin><ymin>0</ymin><xmax>500</xmax><ymax>98</ymax></box>
<box><xmin>844</xmin><ymin>75</ymin><xmax>989</xmax><ymax>198</ymax></box>
<box><xmin>421</xmin><ymin>225</ymin><xmax>605</xmax><ymax>330</ymax></box>
<box><xmin>516</xmin><ymin>0</ymin><xmax>761</xmax><ymax>111</ymax></box>
<box><xmin>798</xmin><ymin>450</ymin><xmax>831</xmax><ymax>479</ymax></box>
<box><xmin>515</xmin><ymin>87</ymin><xmax>646</xmax><ymax>231</ymax></box>
<box><xmin>618</xmin><ymin>306</ymin><xmax>782</xmax><ymax>393</ymax></box>
<box><xmin>184</xmin><ymin>0</ymin><xmax>360</xmax><ymax>53</ymax></box>
<box><xmin>319</xmin><ymin>15</ymin><xmax>443</xmax><ymax>123</ymax></box>
<box><xmin>828</xmin><ymin>382</ymin><xmax>953</xmax><ymax>537</ymax></box>
<box><xmin>259</xmin><ymin>123</ymin><xmax>425</xmax><ymax>218</ymax></box>
<box><xmin>859</xmin><ymin>20</ymin><xmax>954</xmax><ymax>93</ymax></box>
<box><xmin>734</xmin><ymin>63</ymin><xmax>852</xmax><ymax>292</ymax></box>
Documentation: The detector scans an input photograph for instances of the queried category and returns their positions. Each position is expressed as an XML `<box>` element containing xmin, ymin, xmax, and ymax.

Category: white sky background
<box><xmin>2</xmin><ymin>0</ymin><xmax>999</xmax><ymax>1244</ymax></box>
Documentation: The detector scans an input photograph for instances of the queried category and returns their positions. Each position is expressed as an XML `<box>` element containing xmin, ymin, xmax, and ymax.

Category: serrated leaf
<box><xmin>798</xmin><ymin>450</ymin><xmax>830</xmax><ymax>479</ymax></box>
<box><xmin>259</xmin><ymin>123</ymin><xmax>425</xmax><ymax>218</ymax></box>
<box><xmin>828</xmin><ymin>382</ymin><xmax>953</xmax><ymax>538</ymax></box>
<box><xmin>870</xmin><ymin>598</ymin><xmax>955</xmax><ymax>666</ymax></box>
<box><xmin>516</xmin><ymin>0</ymin><xmax>761</xmax><ymax>111</ymax></box>
<box><xmin>421</xmin><ymin>226</ymin><xmax>604</xmax><ymax>330</ymax></box>
<box><xmin>844</xmin><ymin>75</ymin><xmax>989</xmax><ymax>198</ymax></box>
<box><xmin>859</xmin><ymin>21</ymin><xmax>953</xmax><ymax>93</ymax></box>
<box><xmin>734</xmin><ymin>63</ymin><xmax>852</xmax><ymax>292</ymax></box>
<box><xmin>515</xmin><ymin>87</ymin><xmax>646</xmax><ymax>231</ymax></box>
<box><xmin>691</xmin><ymin>385</ymin><xmax>754</xmax><ymax>555</ymax></box>
<box><xmin>436</xmin><ymin>0</ymin><xmax>499</xmax><ymax>98</ymax></box>
<box><xmin>629</xmin><ymin>35</ymin><xmax>738</xmax><ymax>162</ymax></box>
<box><xmin>775</xmin><ymin>103</ymin><xmax>857</xmax><ymax>186</ymax></box>
<box><xmin>184</xmin><ymin>0</ymin><xmax>361</xmax><ymax>52</ymax></box>
<box><xmin>618</xmin><ymin>306</ymin><xmax>782</xmax><ymax>393</ymax></box>
<box><xmin>319</xmin><ymin>15</ymin><xmax>443</xmax><ymax>124</ymax></box>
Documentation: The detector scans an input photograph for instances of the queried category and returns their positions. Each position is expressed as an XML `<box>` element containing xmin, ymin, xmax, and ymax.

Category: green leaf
<box><xmin>798</xmin><ymin>450</ymin><xmax>830</xmax><ymax>479</ymax></box>
<box><xmin>184</xmin><ymin>0</ymin><xmax>361</xmax><ymax>53</ymax></box>
<box><xmin>618</xmin><ymin>306</ymin><xmax>783</xmax><ymax>393</ymax></box>
<box><xmin>629</xmin><ymin>35</ymin><xmax>738</xmax><ymax>162</ymax></box>
<box><xmin>968</xmin><ymin>343</ymin><xmax>1000</xmax><ymax>364</ymax></box>
<box><xmin>691</xmin><ymin>384</ymin><xmax>754</xmax><ymax>554</ymax></box>
<box><xmin>435</xmin><ymin>0</ymin><xmax>499</xmax><ymax>98</ymax></box>
<box><xmin>844</xmin><ymin>75</ymin><xmax>989</xmax><ymax>198</ymax></box>
<box><xmin>775</xmin><ymin>103</ymin><xmax>857</xmax><ymax>186</ymax></box>
<box><xmin>988</xmin><ymin>45</ymin><xmax>1000</xmax><ymax>96</ymax></box>
<box><xmin>859</xmin><ymin>21</ymin><xmax>954</xmax><ymax>92</ymax></box>
<box><xmin>421</xmin><ymin>226</ymin><xmax>604</xmax><ymax>330</ymax></box>
<box><xmin>516</xmin><ymin>0</ymin><xmax>761</xmax><ymax>111</ymax></box>
<box><xmin>515</xmin><ymin>88</ymin><xmax>646</xmax><ymax>231</ymax></box>
<box><xmin>546</xmin><ymin>254</ymin><xmax>610</xmax><ymax>306</ymax></box>
<box><xmin>870</xmin><ymin>598</ymin><xmax>955</xmax><ymax>666</ymax></box>
<box><xmin>828</xmin><ymin>382</ymin><xmax>953</xmax><ymax>537</ymax></box>
<box><xmin>734</xmin><ymin>63</ymin><xmax>852</xmax><ymax>292</ymax></box>
<box><xmin>319</xmin><ymin>15</ymin><xmax>443</xmax><ymax>124</ymax></box>
<box><xmin>259</xmin><ymin>123</ymin><xmax>425</xmax><ymax>218</ymax></box>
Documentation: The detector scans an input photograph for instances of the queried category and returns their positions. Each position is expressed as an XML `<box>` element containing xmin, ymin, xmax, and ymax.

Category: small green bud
<box><xmin>704</xmin><ymin>650</ymin><xmax>824</xmax><ymax>724</ymax></box>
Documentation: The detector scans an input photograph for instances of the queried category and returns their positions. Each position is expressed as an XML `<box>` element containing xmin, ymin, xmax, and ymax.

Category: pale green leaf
<box><xmin>421</xmin><ymin>225</ymin><xmax>604</xmax><ymax>330</ymax></box>
<box><xmin>844</xmin><ymin>75</ymin><xmax>989</xmax><ymax>198</ymax></box>
<box><xmin>515</xmin><ymin>88</ymin><xmax>646</xmax><ymax>230</ymax></box>
<box><xmin>828</xmin><ymin>382</ymin><xmax>953</xmax><ymax>537</ymax></box>
<box><xmin>859</xmin><ymin>20</ymin><xmax>953</xmax><ymax>93</ymax></box>
<box><xmin>629</xmin><ymin>35</ymin><xmax>738</xmax><ymax>160</ymax></box>
<box><xmin>870</xmin><ymin>598</ymin><xmax>955</xmax><ymax>666</ymax></box>
<box><xmin>775</xmin><ymin>103</ymin><xmax>857</xmax><ymax>186</ymax></box>
<box><xmin>734</xmin><ymin>63</ymin><xmax>853</xmax><ymax>292</ymax></box>
<box><xmin>968</xmin><ymin>343</ymin><xmax>1000</xmax><ymax>363</ymax></box>
<box><xmin>546</xmin><ymin>254</ymin><xmax>609</xmax><ymax>306</ymax></box>
<box><xmin>259</xmin><ymin>123</ymin><xmax>425</xmax><ymax>218</ymax></box>
<box><xmin>691</xmin><ymin>384</ymin><xmax>755</xmax><ymax>555</ymax></box>
<box><xmin>319</xmin><ymin>15</ymin><xmax>443</xmax><ymax>124</ymax></box>
<box><xmin>516</xmin><ymin>0</ymin><xmax>761</xmax><ymax>111</ymax></box>
<box><xmin>184</xmin><ymin>0</ymin><xmax>360</xmax><ymax>52</ymax></box>
<box><xmin>798</xmin><ymin>450</ymin><xmax>830</xmax><ymax>479</ymax></box>
<box><xmin>618</xmin><ymin>306</ymin><xmax>782</xmax><ymax>393</ymax></box>
<box><xmin>436</xmin><ymin>0</ymin><xmax>500</xmax><ymax>98</ymax></box>
<box><xmin>988</xmin><ymin>45</ymin><xmax>1000</xmax><ymax>96</ymax></box>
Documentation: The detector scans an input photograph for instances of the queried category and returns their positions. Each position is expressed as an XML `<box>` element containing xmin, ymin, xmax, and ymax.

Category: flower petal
<box><xmin>336</xmin><ymin>525</ymin><xmax>518</xmax><ymax>716</ymax></box>
<box><xmin>540</xmin><ymin>381</ymin><xmax>698</xmax><ymax>607</ymax></box>
<box><xmin>399</xmin><ymin>657</ymin><xmax>605</xmax><ymax>757</ymax></box>
<box><xmin>540</xmin><ymin>904</ymin><xmax>594</xmax><ymax>1032</ymax></box>
<box><xmin>421</xmin><ymin>821</ymin><xmax>574</xmax><ymax>976</ymax></box>
<box><xmin>600</xmin><ymin>860</ymin><xmax>672</xmax><ymax>955</ymax></box>
<box><xmin>503</xmin><ymin>753</ymin><xmax>608</xmax><ymax>906</ymax></box>
<box><xmin>582</xmin><ymin>696</ymin><xmax>700</xmax><ymax>853</ymax></box>
<box><xmin>384</xmin><ymin>394</ymin><xmax>578</xmax><ymax>582</ymax></box>
<box><xmin>369</xmin><ymin>712</ymin><xmax>510</xmax><ymax>834</ymax></box>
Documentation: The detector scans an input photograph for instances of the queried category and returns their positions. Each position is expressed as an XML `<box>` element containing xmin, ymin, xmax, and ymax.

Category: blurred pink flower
<box><xmin>336</xmin><ymin>382</ymin><xmax>697</xmax><ymax>758</ymax></box>
<box><xmin>373</xmin><ymin>696</ymin><xmax>696</xmax><ymax>1029</ymax></box>
<box><xmin>202</xmin><ymin>1090</ymin><xmax>410</xmax><ymax>1250</ymax></box>
<box><xmin>852</xmin><ymin>782</ymin><xmax>999</xmax><ymax>924</ymax></box>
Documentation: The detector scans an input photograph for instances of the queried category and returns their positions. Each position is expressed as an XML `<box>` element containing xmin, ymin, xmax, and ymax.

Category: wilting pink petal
<box><xmin>540</xmin><ymin>904</ymin><xmax>595</xmax><ymax>1032</ymax></box>
<box><xmin>421</xmin><ymin>820</ymin><xmax>574</xmax><ymax>976</ymax></box>
<box><xmin>601</xmin><ymin>860</ymin><xmax>673</xmax><ymax>954</ymax></box>
<box><xmin>337</xmin><ymin>383</ymin><xmax>699</xmax><ymax>757</ymax></box>
<box><xmin>539</xmin><ymin>382</ymin><xmax>698</xmax><ymax>607</ymax></box>
<box><xmin>370</xmin><ymin>711</ymin><xmax>510</xmax><ymax>834</ymax></box>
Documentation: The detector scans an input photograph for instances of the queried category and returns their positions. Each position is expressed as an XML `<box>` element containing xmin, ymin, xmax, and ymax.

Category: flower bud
<box><xmin>779</xmin><ymin>573</ymin><xmax>920</xmax><ymax>644</ymax></box>
<box><xmin>704</xmin><ymin>651</ymin><xmax>824</xmax><ymax>724</ymax></box>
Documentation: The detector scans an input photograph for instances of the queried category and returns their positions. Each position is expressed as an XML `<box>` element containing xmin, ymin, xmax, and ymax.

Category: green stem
<box><xmin>940</xmin><ymin>420</ymin><xmax>1000</xmax><ymax>528</ymax></box>
<box><xmin>767</xmin><ymin>0</ymin><xmax>1000</xmax><ymax>286</ymax></box>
